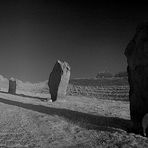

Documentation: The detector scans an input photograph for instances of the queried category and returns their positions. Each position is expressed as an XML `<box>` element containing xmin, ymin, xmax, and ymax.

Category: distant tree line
<box><xmin>96</xmin><ymin>71</ymin><xmax>127</xmax><ymax>78</ymax></box>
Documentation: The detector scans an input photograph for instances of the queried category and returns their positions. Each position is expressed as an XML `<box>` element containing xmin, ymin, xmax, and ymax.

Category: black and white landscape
<box><xmin>0</xmin><ymin>1</ymin><xmax>148</xmax><ymax>147</ymax></box>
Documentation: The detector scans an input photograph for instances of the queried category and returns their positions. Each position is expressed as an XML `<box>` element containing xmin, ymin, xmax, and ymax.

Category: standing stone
<box><xmin>124</xmin><ymin>22</ymin><xmax>148</xmax><ymax>134</ymax></box>
<box><xmin>8</xmin><ymin>77</ymin><xmax>16</xmax><ymax>94</ymax></box>
<box><xmin>48</xmin><ymin>60</ymin><xmax>70</xmax><ymax>102</ymax></box>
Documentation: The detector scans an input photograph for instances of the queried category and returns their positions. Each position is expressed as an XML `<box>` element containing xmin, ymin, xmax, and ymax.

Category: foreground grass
<box><xmin>0</xmin><ymin>92</ymin><xmax>147</xmax><ymax>147</ymax></box>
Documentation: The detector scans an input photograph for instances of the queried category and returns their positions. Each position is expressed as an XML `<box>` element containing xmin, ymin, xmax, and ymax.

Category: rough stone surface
<box><xmin>8</xmin><ymin>77</ymin><xmax>16</xmax><ymax>94</ymax></box>
<box><xmin>124</xmin><ymin>22</ymin><xmax>148</xmax><ymax>134</ymax></box>
<box><xmin>48</xmin><ymin>60</ymin><xmax>70</xmax><ymax>102</ymax></box>
<box><xmin>142</xmin><ymin>113</ymin><xmax>148</xmax><ymax>136</ymax></box>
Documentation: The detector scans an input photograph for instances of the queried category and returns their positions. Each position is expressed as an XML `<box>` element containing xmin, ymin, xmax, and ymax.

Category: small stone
<box><xmin>8</xmin><ymin>77</ymin><xmax>16</xmax><ymax>94</ymax></box>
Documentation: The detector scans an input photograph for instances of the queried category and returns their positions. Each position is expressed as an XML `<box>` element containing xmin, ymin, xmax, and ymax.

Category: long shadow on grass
<box><xmin>0</xmin><ymin>95</ymin><xmax>132</xmax><ymax>133</ymax></box>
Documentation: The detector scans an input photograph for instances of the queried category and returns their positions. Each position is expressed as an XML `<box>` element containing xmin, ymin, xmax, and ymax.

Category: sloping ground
<box><xmin>67</xmin><ymin>85</ymin><xmax>129</xmax><ymax>101</ymax></box>
<box><xmin>66</xmin><ymin>78</ymin><xmax>129</xmax><ymax>101</ymax></box>
<box><xmin>69</xmin><ymin>78</ymin><xmax>128</xmax><ymax>86</ymax></box>
<box><xmin>0</xmin><ymin>92</ymin><xmax>147</xmax><ymax>147</ymax></box>
<box><xmin>0</xmin><ymin>77</ymin><xmax>129</xmax><ymax>102</ymax></box>
<box><xmin>15</xmin><ymin>78</ymin><xmax>130</xmax><ymax>102</ymax></box>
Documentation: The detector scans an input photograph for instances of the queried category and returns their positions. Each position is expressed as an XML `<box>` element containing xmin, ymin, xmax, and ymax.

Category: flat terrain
<box><xmin>0</xmin><ymin>77</ymin><xmax>147</xmax><ymax>147</ymax></box>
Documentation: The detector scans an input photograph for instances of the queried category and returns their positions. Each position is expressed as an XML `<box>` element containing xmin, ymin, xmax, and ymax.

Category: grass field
<box><xmin>0</xmin><ymin>77</ymin><xmax>148</xmax><ymax>147</ymax></box>
<box><xmin>67</xmin><ymin>78</ymin><xmax>129</xmax><ymax>101</ymax></box>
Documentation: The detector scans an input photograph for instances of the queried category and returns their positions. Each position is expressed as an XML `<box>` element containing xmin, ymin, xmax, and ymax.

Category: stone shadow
<box><xmin>0</xmin><ymin>94</ymin><xmax>132</xmax><ymax>133</ymax></box>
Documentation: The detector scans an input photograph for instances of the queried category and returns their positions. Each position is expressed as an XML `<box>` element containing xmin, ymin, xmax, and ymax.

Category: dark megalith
<box><xmin>124</xmin><ymin>22</ymin><xmax>148</xmax><ymax>134</ymax></box>
<box><xmin>48</xmin><ymin>60</ymin><xmax>70</xmax><ymax>102</ymax></box>
<box><xmin>8</xmin><ymin>77</ymin><xmax>16</xmax><ymax>94</ymax></box>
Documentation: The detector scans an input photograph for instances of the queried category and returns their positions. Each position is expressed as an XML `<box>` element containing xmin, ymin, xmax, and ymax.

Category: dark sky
<box><xmin>0</xmin><ymin>1</ymin><xmax>148</xmax><ymax>82</ymax></box>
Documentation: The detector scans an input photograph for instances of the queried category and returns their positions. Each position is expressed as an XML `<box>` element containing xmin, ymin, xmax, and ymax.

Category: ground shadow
<box><xmin>0</xmin><ymin>95</ymin><xmax>132</xmax><ymax>133</ymax></box>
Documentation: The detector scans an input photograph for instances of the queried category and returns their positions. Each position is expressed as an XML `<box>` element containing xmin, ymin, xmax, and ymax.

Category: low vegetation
<box><xmin>0</xmin><ymin>76</ymin><xmax>148</xmax><ymax>147</ymax></box>
<box><xmin>67</xmin><ymin>78</ymin><xmax>129</xmax><ymax>101</ymax></box>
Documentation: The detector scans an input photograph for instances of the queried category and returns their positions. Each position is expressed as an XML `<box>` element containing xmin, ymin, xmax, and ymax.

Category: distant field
<box><xmin>69</xmin><ymin>77</ymin><xmax>128</xmax><ymax>86</ymax></box>
<box><xmin>67</xmin><ymin>78</ymin><xmax>129</xmax><ymax>101</ymax></box>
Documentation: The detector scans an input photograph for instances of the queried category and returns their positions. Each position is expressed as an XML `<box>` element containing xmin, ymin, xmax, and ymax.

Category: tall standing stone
<box><xmin>124</xmin><ymin>22</ymin><xmax>148</xmax><ymax>135</ymax></box>
<box><xmin>48</xmin><ymin>60</ymin><xmax>70</xmax><ymax>102</ymax></box>
<box><xmin>8</xmin><ymin>77</ymin><xmax>16</xmax><ymax>94</ymax></box>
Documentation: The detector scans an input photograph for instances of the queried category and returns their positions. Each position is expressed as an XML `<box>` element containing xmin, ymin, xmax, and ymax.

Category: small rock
<box><xmin>8</xmin><ymin>77</ymin><xmax>16</xmax><ymax>94</ymax></box>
